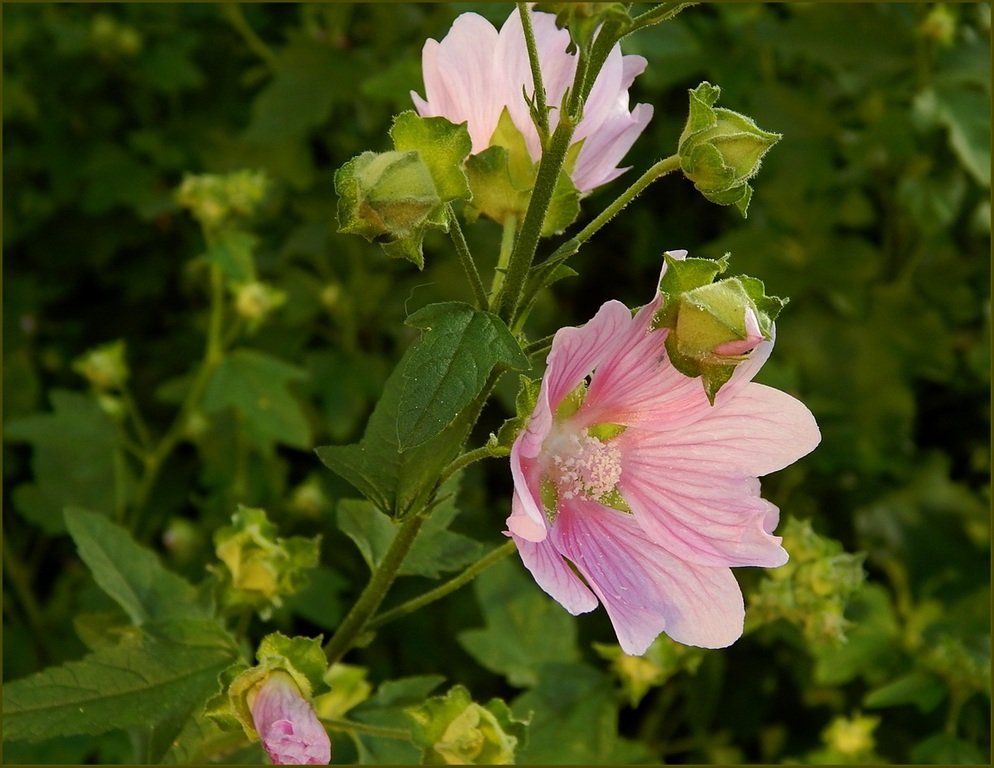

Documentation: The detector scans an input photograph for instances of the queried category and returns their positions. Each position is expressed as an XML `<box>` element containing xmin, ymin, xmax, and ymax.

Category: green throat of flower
<box><xmin>540</xmin><ymin>382</ymin><xmax>631</xmax><ymax>521</ymax></box>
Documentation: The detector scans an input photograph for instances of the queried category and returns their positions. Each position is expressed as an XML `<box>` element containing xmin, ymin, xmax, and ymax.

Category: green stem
<box><xmin>221</xmin><ymin>3</ymin><xmax>278</xmax><ymax>70</ymax></box>
<box><xmin>518</xmin><ymin>2</ymin><xmax>550</xmax><ymax>146</ymax></box>
<box><xmin>368</xmin><ymin>541</ymin><xmax>517</xmax><ymax>632</ymax></box>
<box><xmin>627</xmin><ymin>2</ymin><xmax>697</xmax><ymax>36</ymax></box>
<box><xmin>496</xmin><ymin>119</ymin><xmax>576</xmax><ymax>322</ymax></box>
<box><xmin>515</xmin><ymin>154</ymin><xmax>681</xmax><ymax>330</ymax></box>
<box><xmin>446</xmin><ymin>204</ymin><xmax>488</xmax><ymax>310</ymax></box>
<box><xmin>489</xmin><ymin>214</ymin><xmax>518</xmax><ymax>310</ymax></box>
<box><xmin>323</xmin><ymin>718</ymin><xmax>411</xmax><ymax>741</ymax></box>
<box><xmin>120</xmin><ymin>384</ymin><xmax>153</xmax><ymax>450</ymax></box>
<box><xmin>438</xmin><ymin>443</ymin><xmax>510</xmax><ymax>488</ymax></box>
<box><xmin>523</xmin><ymin>333</ymin><xmax>555</xmax><ymax>359</ymax></box>
<box><xmin>133</xmin><ymin>265</ymin><xmax>227</xmax><ymax>534</ymax></box>
<box><xmin>323</xmin><ymin>515</ymin><xmax>426</xmax><ymax>664</ymax></box>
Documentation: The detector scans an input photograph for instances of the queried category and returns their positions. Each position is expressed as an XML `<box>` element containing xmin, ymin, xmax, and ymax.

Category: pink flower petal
<box><xmin>551</xmin><ymin>500</ymin><xmax>746</xmax><ymax>653</ymax></box>
<box><xmin>251</xmin><ymin>672</ymin><xmax>331</xmax><ymax>765</ymax></box>
<box><xmin>618</xmin><ymin>446</ymin><xmax>788</xmax><ymax>567</ymax></box>
<box><xmin>511</xmin><ymin>527</ymin><xmax>598</xmax><ymax>615</ymax></box>
<box><xmin>627</xmin><ymin>383</ymin><xmax>821</xmax><ymax>478</ymax></box>
<box><xmin>572</xmin><ymin>102</ymin><xmax>654</xmax><ymax>192</ymax></box>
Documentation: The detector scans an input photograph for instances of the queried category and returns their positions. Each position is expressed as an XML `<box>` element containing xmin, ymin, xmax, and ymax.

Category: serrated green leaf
<box><xmin>3</xmin><ymin>619</ymin><xmax>239</xmax><ymax>743</ymax></box>
<box><xmin>390</xmin><ymin>111</ymin><xmax>472</xmax><ymax>202</ymax></box>
<box><xmin>203</xmin><ymin>348</ymin><xmax>311</xmax><ymax>449</ymax></box>
<box><xmin>64</xmin><ymin>507</ymin><xmax>206</xmax><ymax>626</ymax></box>
<box><xmin>398</xmin><ymin>302</ymin><xmax>529</xmax><ymax>449</ymax></box>
<box><xmin>204</xmin><ymin>228</ymin><xmax>256</xmax><ymax>284</ymax></box>
<box><xmin>337</xmin><ymin>474</ymin><xmax>485</xmax><ymax>579</ymax></box>
<box><xmin>512</xmin><ymin>663</ymin><xmax>648</xmax><ymax>764</ymax></box>
<box><xmin>458</xmin><ymin>559</ymin><xmax>579</xmax><ymax>688</ymax></box>
<box><xmin>316</xmin><ymin>348</ymin><xmax>469</xmax><ymax>517</ymax></box>
<box><xmin>5</xmin><ymin>389</ymin><xmax>135</xmax><ymax>533</ymax></box>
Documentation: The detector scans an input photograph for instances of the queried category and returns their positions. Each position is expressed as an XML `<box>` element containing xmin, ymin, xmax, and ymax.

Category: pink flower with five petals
<box><xmin>411</xmin><ymin>9</ymin><xmax>653</xmax><ymax>193</ymax></box>
<box><xmin>507</xmin><ymin>252</ymin><xmax>821</xmax><ymax>655</ymax></box>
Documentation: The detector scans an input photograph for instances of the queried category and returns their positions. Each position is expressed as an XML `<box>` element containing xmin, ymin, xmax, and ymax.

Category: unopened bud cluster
<box><xmin>176</xmin><ymin>170</ymin><xmax>268</xmax><ymax>231</ymax></box>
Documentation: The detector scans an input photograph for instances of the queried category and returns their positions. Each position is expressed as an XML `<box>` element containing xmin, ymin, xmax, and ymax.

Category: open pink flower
<box><xmin>250</xmin><ymin>671</ymin><xmax>331</xmax><ymax>765</ymax></box>
<box><xmin>412</xmin><ymin>9</ymin><xmax>653</xmax><ymax>193</ymax></box>
<box><xmin>507</xmin><ymin>252</ymin><xmax>820</xmax><ymax>655</ymax></box>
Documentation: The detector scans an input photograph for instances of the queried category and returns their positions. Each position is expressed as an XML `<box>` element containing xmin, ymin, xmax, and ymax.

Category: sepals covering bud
<box><xmin>406</xmin><ymin>684</ymin><xmax>529</xmax><ymax>764</ymax></box>
<box><xmin>678</xmin><ymin>82</ymin><xmax>781</xmax><ymax>217</ymax></box>
<box><xmin>208</xmin><ymin>633</ymin><xmax>331</xmax><ymax>765</ymax></box>
<box><xmin>212</xmin><ymin>506</ymin><xmax>320</xmax><ymax>619</ymax></box>
<box><xmin>176</xmin><ymin>170</ymin><xmax>268</xmax><ymax>232</ymax></box>
<box><xmin>335</xmin><ymin>112</ymin><xmax>473</xmax><ymax>269</ymax></box>
<box><xmin>655</xmin><ymin>251</ymin><xmax>786</xmax><ymax>403</ymax></box>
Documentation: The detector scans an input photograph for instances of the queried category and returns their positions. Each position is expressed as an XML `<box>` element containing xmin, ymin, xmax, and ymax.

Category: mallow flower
<box><xmin>411</xmin><ymin>9</ymin><xmax>653</xmax><ymax>193</ymax></box>
<box><xmin>249</xmin><ymin>671</ymin><xmax>331</xmax><ymax>765</ymax></box>
<box><xmin>507</xmin><ymin>252</ymin><xmax>820</xmax><ymax>656</ymax></box>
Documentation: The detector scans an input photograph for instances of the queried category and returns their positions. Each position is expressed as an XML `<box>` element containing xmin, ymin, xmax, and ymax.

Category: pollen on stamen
<box><xmin>549</xmin><ymin>432</ymin><xmax>623</xmax><ymax>501</ymax></box>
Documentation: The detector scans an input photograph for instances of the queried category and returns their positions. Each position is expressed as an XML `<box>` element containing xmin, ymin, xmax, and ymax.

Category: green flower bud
<box><xmin>72</xmin><ymin>339</ymin><xmax>129</xmax><ymax>390</ymax></box>
<box><xmin>161</xmin><ymin>517</ymin><xmax>202</xmax><ymax>565</ymax></box>
<box><xmin>655</xmin><ymin>251</ymin><xmax>786</xmax><ymax>403</ymax></box>
<box><xmin>594</xmin><ymin>636</ymin><xmax>704</xmax><ymax>708</ymax></box>
<box><xmin>822</xmin><ymin>713</ymin><xmax>880</xmax><ymax>762</ymax></box>
<box><xmin>212</xmin><ymin>506</ymin><xmax>321</xmax><ymax>619</ymax></box>
<box><xmin>176</xmin><ymin>170</ymin><xmax>268</xmax><ymax>231</ymax></box>
<box><xmin>678</xmin><ymin>82</ymin><xmax>781</xmax><ymax>217</ymax></box>
<box><xmin>335</xmin><ymin>150</ymin><xmax>441</xmax><ymax>244</ymax></box>
<box><xmin>234</xmin><ymin>281</ymin><xmax>286</xmax><ymax>331</ymax></box>
<box><xmin>407</xmin><ymin>685</ymin><xmax>528</xmax><ymax>765</ymax></box>
<box><xmin>288</xmin><ymin>475</ymin><xmax>331</xmax><ymax>519</ymax></box>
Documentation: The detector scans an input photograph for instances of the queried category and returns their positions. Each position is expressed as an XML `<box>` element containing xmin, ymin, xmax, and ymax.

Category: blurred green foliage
<box><xmin>3</xmin><ymin>3</ymin><xmax>990</xmax><ymax>765</ymax></box>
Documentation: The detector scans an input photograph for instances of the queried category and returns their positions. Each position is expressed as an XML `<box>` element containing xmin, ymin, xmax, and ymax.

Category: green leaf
<box><xmin>204</xmin><ymin>228</ymin><xmax>257</xmax><ymax>284</ymax></box>
<box><xmin>458</xmin><ymin>559</ymin><xmax>579</xmax><ymax>688</ymax></box>
<box><xmin>64</xmin><ymin>507</ymin><xmax>206</xmax><ymax>625</ymax></box>
<box><xmin>390</xmin><ymin>111</ymin><xmax>472</xmax><ymax>202</ymax></box>
<box><xmin>349</xmin><ymin>675</ymin><xmax>445</xmax><ymax>764</ymax></box>
<box><xmin>5</xmin><ymin>389</ymin><xmax>135</xmax><ymax>533</ymax></box>
<box><xmin>864</xmin><ymin>670</ymin><xmax>947</xmax><ymax>713</ymax></box>
<box><xmin>203</xmin><ymin>348</ymin><xmax>311</xmax><ymax>449</ymax></box>
<box><xmin>316</xmin><ymin>348</ymin><xmax>469</xmax><ymax>517</ymax></box>
<box><xmin>910</xmin><ymin>733</ymin><xmax>986</xmax><ymax>765</ymax></box>
<box><xmin>398</xmin><ymin>302</ymin><xmax>529</xmax><ymax>450</ymax></box>
<box><xmin>921</xmin><ymin>83</ymin><xmax>991</xmax><ymax>187</ymax></box>
<box><xmin>3</xmin><ymin>618</ymin><xmax>239</xmax><ymax>742</ymax></box>
<box><xmin>337</xmin><ymin>475</ymin><xmax>486</xmax><ymax>579</ymax></box>
<box><xmin>512</xmin><ymin>663</ymin><xmax>648</xmax><ymax>764</ymax></box>
<box><xmin>244</xmin><ymin>33</ymin><xmax>350</xmax><ymax>142</ymax></box>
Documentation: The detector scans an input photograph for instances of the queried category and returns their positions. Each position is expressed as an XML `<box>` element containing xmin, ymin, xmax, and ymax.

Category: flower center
<box><xmin>543</xmin><ymin>427</ymin><xmax>623</xmax><ymax>502</ymax></box>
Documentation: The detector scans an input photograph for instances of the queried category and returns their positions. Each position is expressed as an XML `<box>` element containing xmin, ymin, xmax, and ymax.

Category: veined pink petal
<box><xmin>545</xmin><ymin>299</ymin><xmax>634</xmax><ymax>408</ymax></box>
<box><xmin>618</xmin><ymin>445</ymin><xmax>788</xmax><ymax>567</ymax></box>
<box><xmin>572</xmin><ymin>102</ymin><xmax>654</xmax><ymax>193</ymax></box>
<box><xmin>511</xmin><ymin>526</ymin><xmax>598</xmax><ymax>615</ymax></box>
<box><xmin>551</xmin><ymin>500</ymin><xmax>746</xmax><ymax>653</ymax></box>
<box><xmin>412</xmin><ymin>13</ymin><xmax>503</xmax><ymax>153</ymax></box>
<box><xmin>628</xmin><ymin>383</ymin><xmax>821</xmax><ymax>478</ymax></box>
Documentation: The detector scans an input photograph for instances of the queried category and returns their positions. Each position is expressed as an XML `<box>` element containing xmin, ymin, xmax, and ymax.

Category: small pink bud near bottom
<box><xmin>712</xmin><ymin>306</ymin><xmax>764</xmax><ymax>356</ymax></box>
<box><xmin>250</xmin><ymin>671</ymin><xmax>331</xmax><ymax>765</ymax></box>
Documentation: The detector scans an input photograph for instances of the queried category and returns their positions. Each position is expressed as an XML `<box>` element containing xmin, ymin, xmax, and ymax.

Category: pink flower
<box><xmin>412</xmin><ymin>10</ymin><xmax>653</xmax><ymax>193</ymax></box>
<box><xmin>507</xmin><ymin>252</ymin><xmax>820</xmax><ymax>655</ymax></box>
<box><xmin>250</xmin><ymin>671</ymin><xmax>331</xmax><ymax>765</ymax></box>
<box><xmin>713</xmin><ymin>306</ymin><xmax>764</xmax><ymax>357</ymax></box>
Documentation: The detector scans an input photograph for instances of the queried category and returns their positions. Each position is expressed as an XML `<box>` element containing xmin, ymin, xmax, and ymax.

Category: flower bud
<box><xmin>212</xmin><ymin>506</ymin><xmax>320</xmax><ymax>619</ymax></box>
<box><xmin>655</xmin><ymin>251</ymin><xmax>785</xmax><ymax>402</ymax></box>
<box><xmin>72</xmin><ymin>339</ymin><xmax>129</xmax><ymax>390</ymax></box>
<box><xmin>335</xmin><ymin>150</ymin><xmax>441</xmax><ymax>244</ymax></box>
<box><xmin>235</xmin><ymin>281</ymin><xmax>286</xmax><ymax>331</ymax></box>
<box><xmin>407</xmin><ymin>685</ymin><xmax>527</xmax><ymax>765</ymax></box>
<box><xmin>678</xmin><ymin>82</ymin><xmax>780</xmax><ymax>217</ymax></box>
<box><xmin>249</xmin><ymin>671</ymin><xmax>331</xmax><ymax>765</ymax></box>
<box><xmin>176</xmin><ymin>170</ymin><xmax>268</xmax><ymax>231</ymax></box>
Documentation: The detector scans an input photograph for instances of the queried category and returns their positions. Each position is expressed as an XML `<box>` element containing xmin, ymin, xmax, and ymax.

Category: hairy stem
<box><xmin>446</xmin><ymin>204</ymin><xmax>488</xmax><ymax>310</ymax></box>
<box><xmin>518</xmin><ymin>2</ymin><xmax>550</xmax><ymax>146</ymax></box>
<box><xmin>221</xmin><ymin>3</ymin><xmax>278</xmax><ymax>70</ymax></box>
<box><xmin>323</xmin><ymin>515</ymin><xmax>426</xmax><ymax>664</ymax></box>
<box><xmin>367</xmin><ymin>540</ymin><xmax>518</xmax><ymax>631</ymax></box>
<box><xmin>489</xmin><ymin>214</ymin><xmax>518</xmax><ymax>310</ymax></box>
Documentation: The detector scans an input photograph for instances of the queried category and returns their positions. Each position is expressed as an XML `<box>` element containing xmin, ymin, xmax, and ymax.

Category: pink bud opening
<box><xmin>250</xmin><ymin>671</ymin><xmax>331</xmax><ymax>765</ymax></box>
